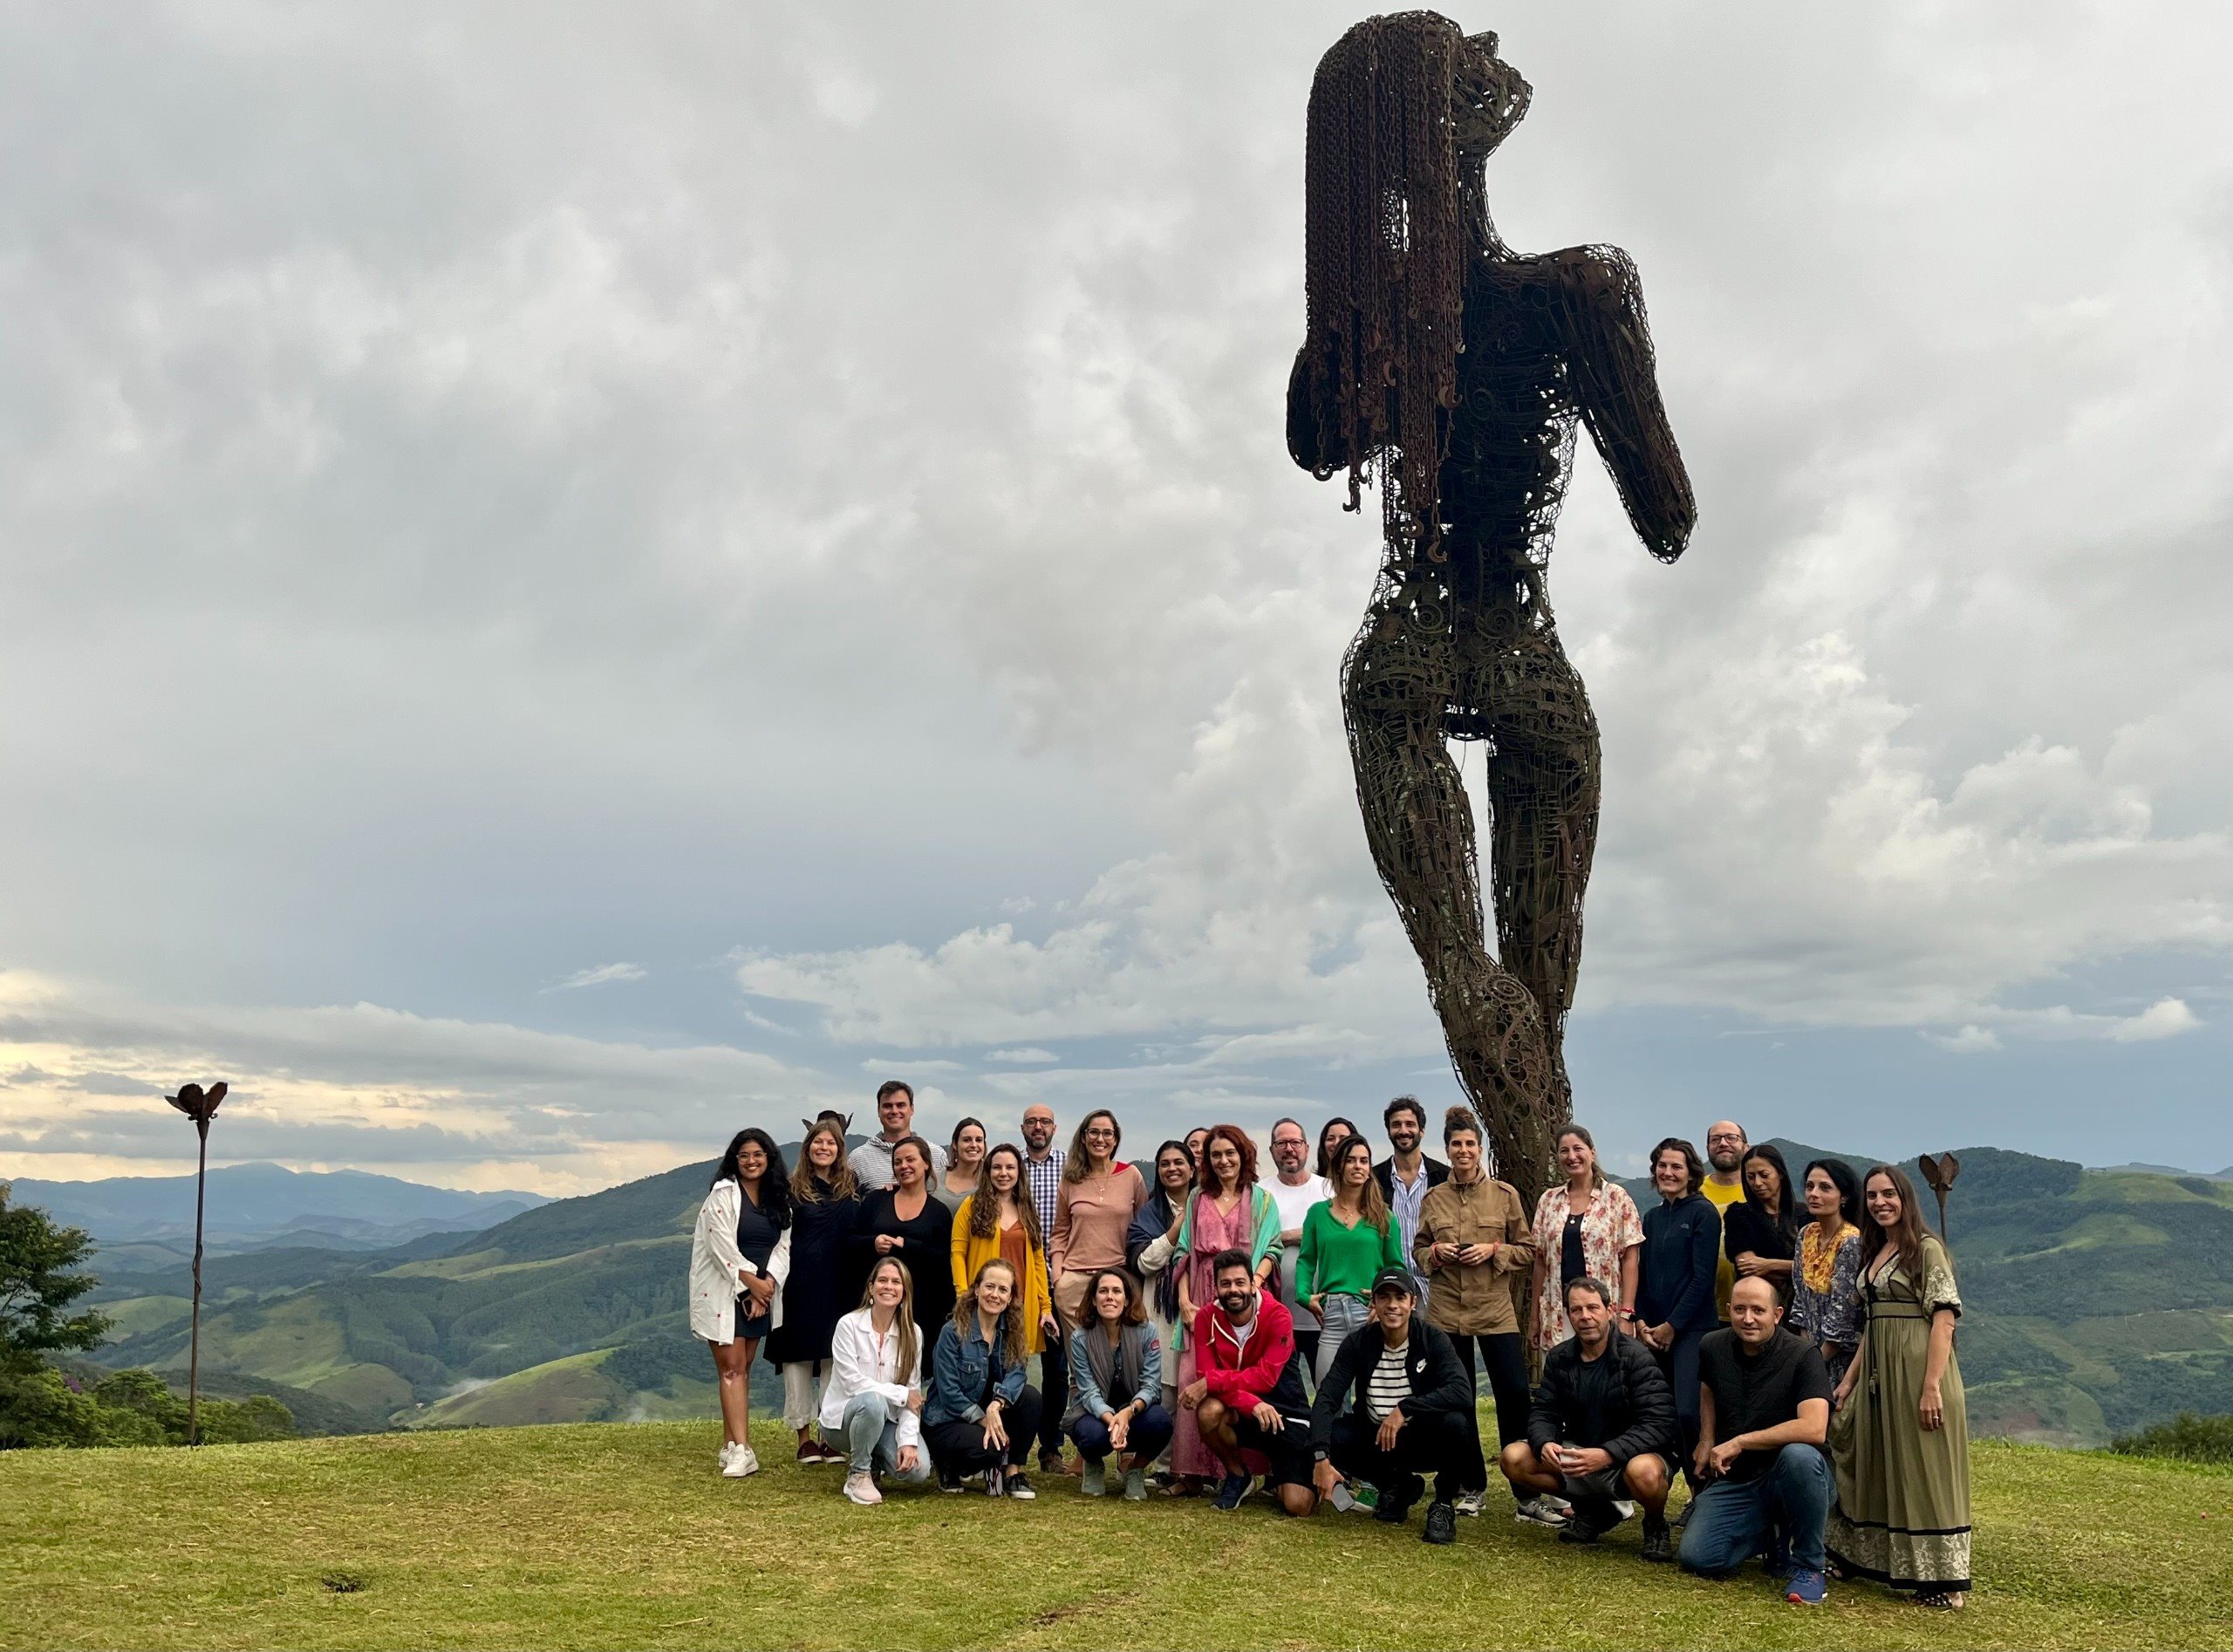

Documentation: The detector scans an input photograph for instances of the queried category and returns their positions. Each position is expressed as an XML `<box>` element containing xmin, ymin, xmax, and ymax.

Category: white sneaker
<box><xmin>1453</xmin><ymin>1491</ymin><xmax>1486</xmax><ymax>1517</ymax></box>
<box><xmin>737</xmin><ymin>1445</ymin><xmax>760</xmax><ymax>1477</ymax></box>
<box><xmin>721</xmin><ymin>1444</ymin><xmax>756</xmax><ymax>1479</ymax></box>
<box><xmin>717</xmin><ymin>1442</ymin><xmax>740</xmax><ymax>1473</ymax></box>
<box><xmin>843</xmin><ymin>1471</ymin><xmax>883</xmax><ymax>1506</ymax></box>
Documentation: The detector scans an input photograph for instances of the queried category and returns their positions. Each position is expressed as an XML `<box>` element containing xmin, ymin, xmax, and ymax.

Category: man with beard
<box><xmin>1267</xmin><ymin>1117</ymin><xmax>1331</xmax><ymax>1378</ymax></box>
<box><xmin>1186</xmin><ymin>1250</ymin><xmax>1319</xmax><ymax>1516</ymax></box>
<box><xmin>1702</xmin><ymin>1121</ymin><xmax>1749</xmax><ymax>1322</ymax></box>
<box><xmin>1020</xmin><ymin>1103</ymin><xmax>1070</xmax><ymax>1474</ymax></box>
<box><xmin>1373</xmin><ymin>1096</ymin><xmax>1449</xmax><ymax>1300</ymax></box>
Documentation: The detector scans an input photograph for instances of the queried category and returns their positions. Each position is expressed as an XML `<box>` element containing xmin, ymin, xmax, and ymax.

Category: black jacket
<box><xmin>1526</xmin><ymin>1331</ymin><xmax>1678</xmax><ymax>1468</ymax></box>
<box><xmin>1309</xmin><ymin>1314</ymin><xmax>1472</xmax><ymax>1450</ymax></box>
<box><xmin>1372</xmin><ymin>1156</ymin><xmax>1451</xmax><ymax>1204</ymax></box>
<box><xmin>1637</xmin><ymin>1191</ymin><xmax>1722</xmax><ymax>1333</ymax></box>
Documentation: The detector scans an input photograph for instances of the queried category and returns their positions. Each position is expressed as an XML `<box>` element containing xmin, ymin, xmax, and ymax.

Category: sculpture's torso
<box><xmin>1438</xmin><ymin>246</ymin><xmax>1596</xmax><ymax>737</ymax></box>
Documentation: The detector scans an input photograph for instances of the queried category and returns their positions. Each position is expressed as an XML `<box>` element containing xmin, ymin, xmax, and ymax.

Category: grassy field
<box><xmin>4</xmin><ymin>1418</ymin><xmax>2231</xmax><ymax>1651</ymax></box>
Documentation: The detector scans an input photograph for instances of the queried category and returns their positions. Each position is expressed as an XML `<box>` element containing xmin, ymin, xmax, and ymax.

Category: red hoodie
<box><xmin>1191</xmin><ymin>1291</ymin><xmax>1300</xmax><ymax>1412</ymax></box>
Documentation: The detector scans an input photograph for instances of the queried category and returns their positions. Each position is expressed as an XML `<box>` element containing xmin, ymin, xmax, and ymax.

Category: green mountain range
<box><xmin>74</xmin><ymin>1140</ymin><xmax>2233</xmax><ymax>1447</ymax></box>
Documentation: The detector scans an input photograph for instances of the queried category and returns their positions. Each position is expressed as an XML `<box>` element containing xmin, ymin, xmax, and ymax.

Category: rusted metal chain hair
<box><xmin>1295</xmin><ymin>11</ymin><xmax>1476</xmax><ymax>568</ymax></box>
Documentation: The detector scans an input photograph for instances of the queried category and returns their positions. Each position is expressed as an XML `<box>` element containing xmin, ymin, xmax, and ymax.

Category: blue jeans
<box><xmin>1678</xmin><ymin>1444</ymin><xmax>1831</xmax><ymax>1575</ymax></box>
<box><xmin>823</xmin><ymin>1391</ymin><xmax>932</xmax><ymax>1483</ymax></box>
<box><xmin>1314</xmin><ymin>1293</ymin><xmax>1370</xmax><ymax>1389</ymax></box>
<box><xmin>1069</xmin><ymin>1403</ymin><xmax>1175</xmax><ymax>1466</ymax></box>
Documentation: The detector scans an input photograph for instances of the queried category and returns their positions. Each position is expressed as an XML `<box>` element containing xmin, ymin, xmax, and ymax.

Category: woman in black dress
<box><xmin>849</xmin><ymin>1134</ymin><xmax>954</xmax><ymax>1375</ymax></box>
<box><xmin>1724</xmin><ymin>1143</ymin><xmax>1801</xmax><ymax>1301</ymax></box>
<box><xmin>768</xmin><ymin>1117</ymin><xmax>863</xmax><ymax>1465</ymax></box>
<box><xmin>704</xmin><ymin>1128</ymin><xmax>791</xmax><ymax>1478</ymax></box>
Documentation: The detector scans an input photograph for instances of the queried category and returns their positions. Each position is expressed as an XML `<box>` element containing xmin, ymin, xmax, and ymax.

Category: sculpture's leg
<box><xmin>1478</xmin><ymin>626</ymin><xmax>1601</xmax><ymax>1169</ymax></box>
<box><xmin>1342</xmin><ymin>599</ymin><xmax>1559</xmax><ymax>1204</ymax></box>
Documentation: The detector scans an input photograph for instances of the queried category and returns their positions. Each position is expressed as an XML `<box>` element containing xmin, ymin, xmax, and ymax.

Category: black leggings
<box><xmin>925</xmin><ymin>1385</ymin><xmax>1045</xmax><ymax>1477</ymax></box>
<box><xmin>1444</xmin><ymin>1331</ymin><xmax>1531</xmax><ymax>1492</ymax></box>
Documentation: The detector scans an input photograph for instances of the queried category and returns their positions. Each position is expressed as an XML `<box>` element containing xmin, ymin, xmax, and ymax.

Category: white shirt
<box><xmin>1269</xmin><ymin>1173</ymin><xmax>1331</xmax><ymax>1331</ymax></box>
<box><xmin>848</xmin><ymin>1136</ymin><xmax>948</xmax><ymax>1192</ymax></box>
<box><xmin>821</xmin><ymin>1307</ymin><xmax>924</xmax><ymax>1450</ymax></box>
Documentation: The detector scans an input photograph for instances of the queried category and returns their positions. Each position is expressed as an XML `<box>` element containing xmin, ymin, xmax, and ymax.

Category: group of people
<box><xmin>686</xmin><ymin>1087</ymin><xmax>1971</xmax><ymax>1610</ymax></box>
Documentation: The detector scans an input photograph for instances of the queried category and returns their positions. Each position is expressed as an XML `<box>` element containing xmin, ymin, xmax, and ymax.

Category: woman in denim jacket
<box><xmin>925</xmin><ymin>1258</ymin><xmax>1046</xmax><ymax>1498</ymax></box>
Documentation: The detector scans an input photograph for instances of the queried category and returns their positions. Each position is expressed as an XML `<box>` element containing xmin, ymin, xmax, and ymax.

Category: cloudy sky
<box><xmin>3</xmin><ymin>3</ymin><xmax>2228</xmax><ymax>1195</ymax></box>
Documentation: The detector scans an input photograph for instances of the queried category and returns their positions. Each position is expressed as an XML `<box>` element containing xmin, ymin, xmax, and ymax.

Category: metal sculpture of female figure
<box><xmin>1288</xmin><ymin>15</ymin><xmax>1695</xmax><ymax>1206</ymax></box>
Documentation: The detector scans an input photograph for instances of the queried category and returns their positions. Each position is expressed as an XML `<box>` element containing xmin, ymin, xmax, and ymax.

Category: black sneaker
<box><xmin>1373</xmin><ymin>1473</ymin><xmax>1423</xmax><ymax>1524</ymax></box>
<box><xmin>1004</xmin><ymin>1471</ymin><xmax>1036</xmax><ymax>1501</ymax></box>
<box><xmin>1422</xmin><ymin>1501</ymin><xmax>1458</xmax><ymax>1545</ymax></box>
<box><xmin>939</xmin><ymin>1470</ymin><xmax>966</xmax><ymax>1495</ymax></box>
<box><xmin>1559</xmin><ymin>1500</ymin><xmax>1621</xmax><ymax>1546</ymax></box>
<box><xmin>1641</xmin><ymin>1513</ymin><xmax>1674</xmax><ymax>1563</ymax></box>
<box><xmin>1213</xmin><ymin>1471</ymin><xmax>1254</xmax><ymax>1511</ymax></box>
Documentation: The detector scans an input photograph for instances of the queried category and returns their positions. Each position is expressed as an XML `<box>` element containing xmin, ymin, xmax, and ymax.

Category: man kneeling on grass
<box><xmin>1309</xmin><ymin>1266</ymin><xmax>1475</xmax><ymax>1545</ymax></box>
<box><xmin>1681</xmin><ymin>1274</ymin><xmax>1835</xmax><ymax>1606</ymax></box>
<box><xmin>1502</xmin><ymin>1274</ymin><xmax>1681</xmax><ymax>1559</ymax></box>
<box><xmin>1183</xmin><ymin>1248</ymin><xmax>1318</xmax><ymax>1515</ymax></box>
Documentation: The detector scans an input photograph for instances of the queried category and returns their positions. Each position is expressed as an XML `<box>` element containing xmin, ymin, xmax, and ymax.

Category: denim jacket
<box><xmin>925</xmin><ymin>1314</ymin><xmax>1027</xmax><ymax>1426</ymax></box>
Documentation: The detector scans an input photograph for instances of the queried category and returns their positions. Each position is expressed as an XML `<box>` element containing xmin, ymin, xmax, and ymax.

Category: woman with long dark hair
<box><xmin>768</xmin><ymin>1118</ymin><xmax>861</xmax><ymax>1464</ymax></box>
<box><xmin>1315</xmin><ymin>1116</ymin><xmax>1359</xmax><ymax>1180</ymax></box>
<box><xmin>1827</xmin><ymin>1165</ymin><xmax>1970</xmax><ymax>1609</ymax></box>
<box><xmin>925</xmin><ymin>1258</ymin><xmax>1046</xmax><ymax>1498</ymax></box>
<box><xmin>1297</xmin><ymin>1134</ymin><xmax>1401</xmax><ymax>1386</ymax></box>
<box><xmin>1724</xmin><ymin>1143</ymin><xmax>1801</xmax><ymax>1296</ymax></box>
<box><xmin>1125</xmin><ymin>1139</ymin><xmax>1196</xmax><ymax>1490</ymax></box>
<box><xmin>687</xmin><ymin>1128</ymin><xmax>793</xmax><ymax>1478</ymax></box>
<box><xmin>849</xmin><ymin>1136</ymin><xmax>955</xmax><ymax>1368</ymax></box>
<box><xmin>1791</xmin><ymin>1157</ymin><xmax>1864</xmax><ymax>1382</ymax></box>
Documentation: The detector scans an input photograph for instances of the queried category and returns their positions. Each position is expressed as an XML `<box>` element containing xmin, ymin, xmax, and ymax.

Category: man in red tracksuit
<box><xmin>1181</xmin><ymin>1246</ymin><xmax>1319</xmax><ymax>1515</ymax></box>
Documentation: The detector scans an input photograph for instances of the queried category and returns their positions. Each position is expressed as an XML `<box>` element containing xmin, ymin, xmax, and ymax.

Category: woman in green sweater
<box><xmin>1298</xmin><ymin>1136</ymin><xmax>1404</xmax><ymax>1388</ymax></box>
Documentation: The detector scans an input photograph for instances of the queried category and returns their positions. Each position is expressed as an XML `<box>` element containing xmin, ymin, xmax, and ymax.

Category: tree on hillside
<box><xmin>0</xmin><ymin>1183</ymin><xmax>113</xmax><ymax>1449</ymax></box>
<box><xmin>0</xmin><ymin>1184</ymin><xmax>110</xmax><ymax>1365</ymax></box>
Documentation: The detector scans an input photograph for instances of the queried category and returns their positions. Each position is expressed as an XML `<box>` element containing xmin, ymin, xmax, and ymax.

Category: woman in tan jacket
<box><xmin>1413</xmin><ymin>1106</ymin><xmax>1536</xmax><ymax>1516</ymax></box>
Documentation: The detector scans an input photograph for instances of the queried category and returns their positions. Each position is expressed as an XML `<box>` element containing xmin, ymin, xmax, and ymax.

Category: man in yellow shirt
<box><xmin>1700</xmin><ymin>1122</ymin><xmax>1749</xmax><ymax>1323</ymax></box>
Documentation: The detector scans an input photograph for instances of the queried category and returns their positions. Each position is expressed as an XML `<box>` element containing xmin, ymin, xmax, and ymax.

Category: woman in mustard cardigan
<box><xmin>952</xmin><ymin>1143</ymin><xmax>1060</xmax><ymax>1355</ymax></box>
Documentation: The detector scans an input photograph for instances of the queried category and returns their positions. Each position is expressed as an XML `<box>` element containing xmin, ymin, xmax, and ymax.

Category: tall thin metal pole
<box><xmin>188</xmin><ymin>1121</ymin><xmax>207</xmax><ymax>1447</ymax></box>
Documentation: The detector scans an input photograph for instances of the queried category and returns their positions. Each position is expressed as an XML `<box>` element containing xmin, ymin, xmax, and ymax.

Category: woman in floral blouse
<box><xmin>1529</xmin><ymin>1124</ymin><xmax>1646</xmax><ymax>1353</ymax></box>
<box><xmin>1790</xmin><ymin>1157</ymin><xmax>1864</xmax><ymax>1383</ymax></box>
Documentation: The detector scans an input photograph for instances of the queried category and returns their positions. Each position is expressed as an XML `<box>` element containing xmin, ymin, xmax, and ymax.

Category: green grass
<box><xmin>4</xmin><ymin>1419</ymin><xmax>2231</xmax><ymax>1650</ymax></box>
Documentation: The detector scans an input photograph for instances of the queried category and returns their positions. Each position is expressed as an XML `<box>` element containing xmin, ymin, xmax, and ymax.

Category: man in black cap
<box><xmin>1308</xmin><ymin>1265</ymin><xmax>1476</xmax><ymax>1544</ymax></box>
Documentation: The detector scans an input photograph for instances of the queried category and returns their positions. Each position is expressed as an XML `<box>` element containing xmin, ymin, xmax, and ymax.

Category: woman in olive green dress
<box><xmin>1827</xmin><ymin>1164</ymin><xmax>1970</xmax><ymax>1609</ymax></box>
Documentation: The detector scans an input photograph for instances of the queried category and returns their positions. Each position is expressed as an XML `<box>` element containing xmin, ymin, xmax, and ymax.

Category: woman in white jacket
<box><xmin>689</xmin><ymin>1129</ymin><xmax>792</xmax><ymax>1478</ymax></box>
<box><xmin>821</xmin><ymin>1256</ymin><xmax>934</xmax><ymax>1505</ymax></box>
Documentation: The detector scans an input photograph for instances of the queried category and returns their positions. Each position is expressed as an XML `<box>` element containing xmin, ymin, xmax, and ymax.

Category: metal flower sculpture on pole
<box><xmin>1916</xmin><ymin>1151</ymin><xmax>1962</xmax><ymax>1244</ymax></box>
<box><xmin>165</xmin><ymin>1080</ymin><xmax>229</xmax><ymax>1445</ymax></box>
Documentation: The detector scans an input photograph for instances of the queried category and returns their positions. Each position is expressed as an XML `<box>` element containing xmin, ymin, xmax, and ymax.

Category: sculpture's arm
<box><xmin>1561</xmin><ymin>247</ymin><xmax>1696</xmax><ymax>563</ymax></box>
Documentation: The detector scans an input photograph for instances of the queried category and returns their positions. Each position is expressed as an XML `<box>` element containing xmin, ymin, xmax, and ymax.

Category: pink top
<box><xmin>1049</xmin><ymin>1164</ymin><xmax>1149</xmax><ymax>1276</ymax></box>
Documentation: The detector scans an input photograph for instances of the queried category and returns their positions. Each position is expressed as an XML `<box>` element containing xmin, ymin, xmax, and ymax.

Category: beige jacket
<box><xmin>1413</xmin><ymin>1174</ymin><xmax>1535</xmax><ymax>1335</ymax></box>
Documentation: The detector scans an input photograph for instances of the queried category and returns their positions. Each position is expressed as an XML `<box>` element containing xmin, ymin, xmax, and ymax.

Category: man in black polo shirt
<box><xmin>1679</xmin><ymin>1274</ymin><xmax>1835</xmax><ymax>1605</ymax></box>
<box><xmin>1309</xmin><ymin>1266</ymin><xmax>1474</xmax><ymax>1545</ymax></box>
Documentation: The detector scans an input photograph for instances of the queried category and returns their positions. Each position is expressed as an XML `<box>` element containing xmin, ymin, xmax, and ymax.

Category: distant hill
<box><xmin>5</xmin><ymin>1163</ymin><xmax>548</xmax><ymax>1254</ymax></box>
<box><xmin>66</xmin><ymin>1138</ymin><xmax>2233</xmax><ymax>1448</ymax></box>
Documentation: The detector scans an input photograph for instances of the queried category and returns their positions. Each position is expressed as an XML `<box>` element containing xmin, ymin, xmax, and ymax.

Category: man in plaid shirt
<box><xmin>1021</xmin><ymin>1103</ymin><xmax>1068</xmax><ymax>1471</ymax></box>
